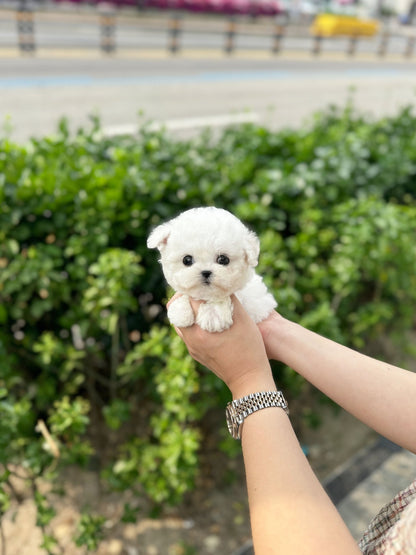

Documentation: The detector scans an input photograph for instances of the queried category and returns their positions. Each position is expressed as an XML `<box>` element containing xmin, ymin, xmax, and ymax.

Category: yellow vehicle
<box><xmin>310</xmin><ymin>13</ymin><xmax>379</xmax><ymax>37</ymax></box>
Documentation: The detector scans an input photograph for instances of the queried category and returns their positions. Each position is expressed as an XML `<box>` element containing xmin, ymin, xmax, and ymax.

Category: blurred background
<box><xmin>1</xmin><ymin>0</ymin><xmax>416</xmax><ymax>141</ymax></box>
<box><xmin>1</xmin><ymin>1</ymin><xmax>416</xmax><ymax>554</ymax></box>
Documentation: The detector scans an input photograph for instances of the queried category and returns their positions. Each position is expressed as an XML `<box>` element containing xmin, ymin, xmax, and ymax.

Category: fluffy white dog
<box><xmin>147</xmin><ymin>207</ymin><xmax>277</xmax><ymax>332</ymax></box>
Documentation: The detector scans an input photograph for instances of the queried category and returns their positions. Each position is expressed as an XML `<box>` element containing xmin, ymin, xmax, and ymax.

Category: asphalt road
<box><xmin>1</xmin><ymin>54</ymin><xmax>416</xmax><ymax>142</ymax></box>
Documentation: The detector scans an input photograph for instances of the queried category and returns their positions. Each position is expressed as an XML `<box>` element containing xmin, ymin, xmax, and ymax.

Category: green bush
<box><xmin>1</xmin><ymin>106</ymin><xmax>416</xmax><ymax>551</ymax></box>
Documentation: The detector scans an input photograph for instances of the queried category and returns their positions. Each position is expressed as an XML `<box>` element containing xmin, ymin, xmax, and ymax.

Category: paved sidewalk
<box><xmin>337</xmin><ymin>446</ymin><xmax>416</xmax><ymax>540</ymax></box>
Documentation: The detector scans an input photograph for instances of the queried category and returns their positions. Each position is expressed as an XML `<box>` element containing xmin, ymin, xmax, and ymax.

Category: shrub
<box><xmin>1</xmin><ymin>105</ymin><xmax>416</xmax><ymax>551</ymax></box>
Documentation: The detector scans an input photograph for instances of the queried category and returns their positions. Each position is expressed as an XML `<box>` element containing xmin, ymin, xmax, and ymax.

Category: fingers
<box><xmin>167</xmin><ymin>293</ymin><xmax>203</xmax><ymax>312</ymax></box>
<box><xmin>229</xmin><ymin>294</ymin><xmax>245</xmax><ymax>315</ymax></box>
<box><xmin>173</xmin><ymin>325</ymin><xmax>184</xmax><ymax>339</ymax></box>
<box><xmin>187</xmin><ymin>297</ymin><xmax>204</xmax><ymax>315</ymax></box>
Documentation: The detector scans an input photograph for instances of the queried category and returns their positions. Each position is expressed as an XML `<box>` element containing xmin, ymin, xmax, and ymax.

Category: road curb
<box><xmin>323</xmin><ymin>436</ymin><xmax>402</xmax><ymax>505</ymax></box>
<box><xmin>1</xmin><ymin>47</ymin><xmax>415</xmax><ymax>63</ymax></box>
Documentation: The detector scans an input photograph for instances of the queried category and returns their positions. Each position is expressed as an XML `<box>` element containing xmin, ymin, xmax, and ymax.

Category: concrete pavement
<box><xmin>337</xmin><ymin>445</ymin><xmax>416</xmax><ymax>541</ymax></box>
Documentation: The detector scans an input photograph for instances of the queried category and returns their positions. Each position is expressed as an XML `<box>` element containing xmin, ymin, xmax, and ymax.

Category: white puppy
<box><xmin>147</xmin><ymin>207</ymin><xmax>277</xmax><ymax>332</ymax></box>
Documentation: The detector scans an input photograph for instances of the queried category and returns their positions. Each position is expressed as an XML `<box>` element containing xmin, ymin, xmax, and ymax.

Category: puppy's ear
<box><xmin>244</xmin><ymin>230</ymin><xmax>260</xmax><ymax>267</ymax></box>
<box><xmin>147</xmin><ymin>222</ymin><xmax>171</xmax><ymax>252</ymax></box>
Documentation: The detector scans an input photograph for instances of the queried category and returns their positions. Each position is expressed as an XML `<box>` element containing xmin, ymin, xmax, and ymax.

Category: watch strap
<box><xmin>226</xmin><ymin>390</ymin><xmax>289</xmax><ymax>440</ymax></box>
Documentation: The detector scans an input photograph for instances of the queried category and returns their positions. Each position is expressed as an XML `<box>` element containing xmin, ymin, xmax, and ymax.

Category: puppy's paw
<box><xmin>236</xmin><ymin>274</ymin><xmax>277</xmax><ymax>323</ymax></box>
<box><xmin>167</xmin><ymin>296</ymin><xmax>195</xmax><ymax>328</ymax></box>
<box><xmin>196</xmin><ymin>299</ymin><xmax>233</xmax><ymax>332</ymax></box>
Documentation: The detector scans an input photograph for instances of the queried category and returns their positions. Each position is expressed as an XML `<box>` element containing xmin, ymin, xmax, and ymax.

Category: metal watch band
<box><xmin>226</xmin><ymin>390</ymin><xmax>289</xmax><ymax>440</ymax></box>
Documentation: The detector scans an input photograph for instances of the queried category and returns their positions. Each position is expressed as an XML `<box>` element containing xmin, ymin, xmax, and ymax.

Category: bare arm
<box><xmin>259</xmin><ymin>311</ymin><xmax>416</xmax><ymax>454</ymax></box>
<box><xmin>242</xmin><ymin>408</ymin><xmax>360</xmax><ymax>555</ymax></box>
<box><xmin>173</xmin><ymin>297</ymin><xmax>360</xmax><ymax>555</ymax></box>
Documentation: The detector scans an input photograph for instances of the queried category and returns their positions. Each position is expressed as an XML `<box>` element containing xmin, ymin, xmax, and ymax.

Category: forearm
<box><xmin>175</xmin><ymin>299</ymin><xmax>361</xmax><ymax>553</ymax></box>
<box><xmin>263</xmin><ymin>315</ymin><xmax>416</xmax><ymax>453</ymax></box>
<box><xmin>241</xmin><ymin>404</ymin><xmax>360</xmax><ymax>554</ymax></box>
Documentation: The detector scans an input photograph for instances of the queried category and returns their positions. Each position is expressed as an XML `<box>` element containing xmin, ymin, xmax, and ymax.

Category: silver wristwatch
<box><xmin>226</xmin><ymin>390</ymin><xmax>289</xmax><ymax>440</ymax></box>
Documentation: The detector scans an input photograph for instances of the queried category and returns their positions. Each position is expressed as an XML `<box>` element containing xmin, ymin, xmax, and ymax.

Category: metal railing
<box><xmin>7</xmin><ymin>3</ymin><xmax>416</xmax><ymax>58</ymax></box>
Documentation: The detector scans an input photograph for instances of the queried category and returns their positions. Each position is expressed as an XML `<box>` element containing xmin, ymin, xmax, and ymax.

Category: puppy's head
<box><xmin>147</xmin><ymin>207</ymin><xmax>259</xmax><ymax>301</ymax></box>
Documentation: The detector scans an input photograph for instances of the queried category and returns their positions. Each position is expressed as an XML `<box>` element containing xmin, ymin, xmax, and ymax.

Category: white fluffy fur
<box><xmin>147</xmin><ymin>207</ymin><xmax>277</xmax><ymax>332</ymax></box>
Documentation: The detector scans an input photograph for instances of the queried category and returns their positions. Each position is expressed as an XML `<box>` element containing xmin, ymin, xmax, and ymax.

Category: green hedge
<box><xmin>1</xmin><ymin>106</ymin><xmax>416</xmax><ymax>551</ymax></box>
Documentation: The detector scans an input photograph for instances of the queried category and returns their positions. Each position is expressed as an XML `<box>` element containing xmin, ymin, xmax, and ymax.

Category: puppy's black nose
<box><xmin>201</xmin><ymin>271</ymin><xmax>212</xmax><ymax>280</ymax></box>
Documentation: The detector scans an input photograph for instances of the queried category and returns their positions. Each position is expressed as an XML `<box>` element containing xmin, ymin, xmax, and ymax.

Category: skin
<box><xmin>258</xmin><ymin>310</ymin><xmax>416</xmax><ymax>455</ymax></box>
<box><xmin>169</xmin><ymin>295</ymin><xmax>416</xmax><ymax>554</ymax></box>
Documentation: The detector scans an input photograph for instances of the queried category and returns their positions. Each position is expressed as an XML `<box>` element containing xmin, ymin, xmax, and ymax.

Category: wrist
<box><xmin>259</xmin><ymin>313</ymin><xmax>294</xmax><ymax>362</ymax></box>
<box><xmin>228</xmin><ymin>366</ymin><xmax>277</xmax><ymax>400</ymax></box>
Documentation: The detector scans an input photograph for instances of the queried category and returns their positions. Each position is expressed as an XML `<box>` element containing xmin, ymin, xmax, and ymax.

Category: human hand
<box><xmin>257</xmin><ymin>310</ymin><xmax>288</xmax><ymax>362</ymax></box>
<box><xmin>169</xmin><ymin>295</ymin><xmax>276</xmax><ymax>399</ymax></box>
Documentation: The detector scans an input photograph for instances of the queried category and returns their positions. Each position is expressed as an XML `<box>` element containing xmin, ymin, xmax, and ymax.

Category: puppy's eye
<box><xmin>182</xmin><ymin>255</ymin><xmax>194</xmax><ymax>266</ymax></box>
<box><xmin>217</xmin><ymin>254</ymin><xmax>230</xmax><ymax>266</ymax></box>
